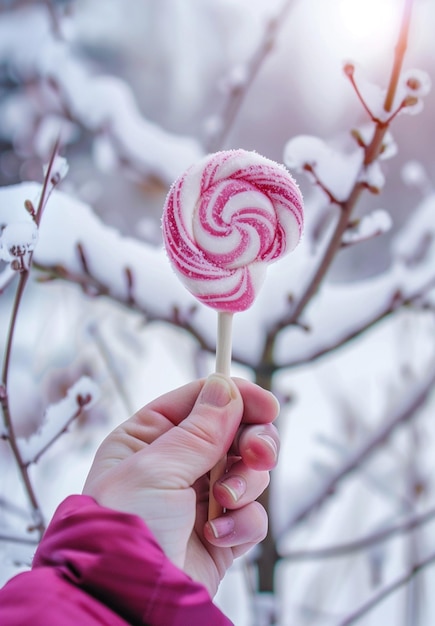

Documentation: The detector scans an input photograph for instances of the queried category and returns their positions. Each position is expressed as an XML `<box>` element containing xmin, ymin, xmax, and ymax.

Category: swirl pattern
<box><xmin>162</xmin><ymin>149</ymin><xmax>304</xmax><ymax>312</ymax></box>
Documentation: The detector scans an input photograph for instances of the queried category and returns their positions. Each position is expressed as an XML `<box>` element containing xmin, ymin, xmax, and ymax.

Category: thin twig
<box><xmin>0</xmin><ymin>497</ymin><xmax>31</xmax><ymax>521</ymax></box>
<box><xmin>263</xmin><ymin>183</ymin><xmax>364</xmax><ymax>361</ymax></box>
<box><xmin>89</xmin><ymin>322</ymin><xmax>135</xmax><ymax>417</ymax></box>
<box><xmin>29</xmin><ymin>402</ymin><xmax>90</xmax><ymax>466</ymax></box>
<box><xmin>338</xmin><ymin>550</ymin><xmax>435</xmax><ymax>625</ymax></box>
<box><xmin>0</xmin><ymin>272</ymin><xmax>42</xmax><ymax>528</ymax></box>
<box><xmin>35</xmin><ymin>135</ymin><xmax>61</xmax><ymax>226</ymax></box>
<box><xmin>281</xmin><ymin>506</ymin><xmax>435</xmax><ymax>561</ymax></box>
<box><xmin>344</xmin><ymin>64</ymin><xmax>378</xmax><ymax>122</ymax></box>
<box><xmin>0</xmin><ymin>139</ymin><xmax>61</xmax><ymax>535</ymax></box>
<box><xmin>384</xmin><ymin>0</ymin><xmax>414</xmax><ymax>113</ymax></box>
<box><xmin>282</xmin><ymin>360</ymin><xmax>435</xmax><ymax>532</ymax></box>
<box><xmin>206</xmin><ymin>0</ymin><xmax>295</xmax><ymax>152</ymax></box>
<box><xmin>262</xmin><ymin>0</ymin><xmax>415</xmax><ymax>368</ymax></box>
<box><xmin>0</xmin><ymin>532</ymin><xmax>39</xmax><ymax>546</ymax></box>
<box><xmin>34</xmin><ymin>256</ymin><xmax>435</xmax><ymax>379</ymax></box>
<box><xmin>43</xmin><ymin>0</ymin><xmax>63</xmax><ymax>39</ymax></box>
<box><xmin>33</xmin><ymin>259</ymin><xmax>226</xmax><ymax>361</ymax></box>
<box><xmin>302</xmin><ymin>163</ymin><xmax>344</xmax><ymax>206</ymax></box>
<box><xmin>268</xmin><ymin>277</ymin><xmax>435</xmax><ymax>372</ymax></box>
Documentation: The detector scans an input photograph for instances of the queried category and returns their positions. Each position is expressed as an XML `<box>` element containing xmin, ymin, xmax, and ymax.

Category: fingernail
<box><xmin>257</xmin><ymin>433</ymin><xmax>279</xmax><ymax>460</ymax></box>
<box><xmin>200</xmin><ymin>375</ymin><xmax>233</xmax><ymax>407</ymax></box>
<box><xmin>207</xmin><ymin>516</ymin><xmax>235</xmax><ymax>539</ymax></box>
<box><xmin>218</xmin><ymin>475</ymin><xmax>246</xmax><ymax>503</ymax></box>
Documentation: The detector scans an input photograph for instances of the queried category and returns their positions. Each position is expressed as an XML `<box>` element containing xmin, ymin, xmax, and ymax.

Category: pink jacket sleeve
<box><xmin>0</xmin><ymin>495</ymin><xmax>233</xmax><ymax>625</ymax></box>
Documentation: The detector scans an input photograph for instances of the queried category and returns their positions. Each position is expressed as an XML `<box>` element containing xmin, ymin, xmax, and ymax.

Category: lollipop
<box><xmin>162</xmin><ymin>149</ymin><xmax>304</xmax><ymax>517</ymax></box>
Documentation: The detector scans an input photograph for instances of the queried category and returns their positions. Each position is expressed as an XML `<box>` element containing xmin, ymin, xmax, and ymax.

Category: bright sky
<box><xmin>335</xmin><ymin>0</ymin><xmax>400</xmax><ymax>50</ymax></box>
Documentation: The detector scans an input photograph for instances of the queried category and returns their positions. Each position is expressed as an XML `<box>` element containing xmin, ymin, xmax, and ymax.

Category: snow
<box><xmin>0</xmin><ymin>265</ymin><xmax>16</xmax><ymax>293</ymax></box>
<box><xmin>400</xmin><ymin>68</ymin><xmax>432</xmax><ymax>98</ymax></box>
<box><xmin>347</xmin><ymin>64</ymin><xmax>432</xmax><ymax>121</ymax></box>
<box><xmin>396</xmin><ymin>68</ymin><xmax>432</xmax><ymax>116</ymax></box>
<box><xmin>284</xmin><ymin>135</ymin><xmax>364</xmax><ymax>202</ymax></box>
<box><xmin>34</xmin><ymin>116</ymin><xmax>79</xmax><ymax>159</ymax></box>
<box><xmin>1</xmin><ymin>181</ymin><xmax>434</xmax><ymax>371</ymax></box>
<box><xmin>283</xmin><ymin>123</ymin><xmax>402</xmax><ymax>203</ymax></box>
<box><xmin>401</xmin><ymin>160</ymin><xmax>431</xmax><ymax>194</ymax></box>
<box><xmin>161</xmin><ymin>149</ymin><xmax>303</xmax><ymax>313</ymax></box>
<box><xmin>0</xmin><ymin>221</ymin><xmax>38</xmax><ymax>264</ymax></box>
<box><xmin>43</xmin><ymin>156</ymin><xmax>69</xmax><ymax>184</ymax></box>
<box><xmin>358</xmin><ymin>161</ymin><xmax>385</xmax><ymax>191</ymax></box>
<box><xmin>342</xmin><ymin>209</ymin><xmax>393</xmax><ymax>246</ymax></box>
<box><xmin>17</xmin><ymin>376</ymin><xmax>100</xmax><ymax>465</ymax></box>
<box><xmin>1</xmin><ymin>1</ymin><xmax>435</xmax><ymax>622</ymax></box>
<box><xmin>220</xmin><ymin>64</ymin><xmax>249</xmax><ymax>92</ymax></box>
<box><xmin>392</xmin><ymin>194</ymin><xmax>435</xmax><ymax>265</ymax></box>
<box><xmin>0</xmin><ymin>6</ymin><xmax>203</xmax><ymax>184</ymax></box>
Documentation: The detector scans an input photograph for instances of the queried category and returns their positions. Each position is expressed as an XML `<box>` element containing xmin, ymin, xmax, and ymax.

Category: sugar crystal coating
<box><xmin>162</xmin><ymin>149</ymin><xmax>304</xmax><ymax>312</ymax></box>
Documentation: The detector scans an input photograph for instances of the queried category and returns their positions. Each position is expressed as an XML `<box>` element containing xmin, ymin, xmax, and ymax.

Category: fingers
<box><xmin>145</xmin><ymin>376</ymin><xmax>280</xmax><ymax>487</ymax></box>
<box><xmin>137</xmin><ymin>375</ymin><xmax>244</xmax><ymax>487</ymax></box>
<box><xmin>211</xmin><ymin>423</ymin><xmax>278</xmax><ymax>508</ymax></box>
<box><xmin>134</xmin><ymin>376</ymin><xmax>279</xmax><ymax>440</ymax></box>
<box><xmin>213</xmin><ymin>459</ymin><xmax>270</xmax><ymax>510</ymax></box>
<box><xmin>232</xmin><ymin>377</ymin><xmax>280</xmax><ymax>425</ymax></box>
<box><xmin>106</xmin><ymin>376</ymin><xmax>280</xmax><ymax>490</ymax></box>
<box><xmin>203</xmin><ymin>501</ymin><xmax>268</xmax><ymax>553</ymax></box>
<box><xmin>231</xmin><ymin>422</ymin><xmax>280</xmax><ymax>471</ymax></box>
<box><xmin>139</xmin><ymin>379</ymin><xmax>204</xmax><ymax>428</ymax></box>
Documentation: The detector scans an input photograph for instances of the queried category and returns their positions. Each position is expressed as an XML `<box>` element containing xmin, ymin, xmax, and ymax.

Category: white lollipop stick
<box><xmin>215</xmin><ymin>312</ymin><xmax>233</xmax><ymax>377</ymax></box>
<box><xmin>208</xmin><ymin>312</ymin><xmax>233</xmax><ymax>520</ymax></box>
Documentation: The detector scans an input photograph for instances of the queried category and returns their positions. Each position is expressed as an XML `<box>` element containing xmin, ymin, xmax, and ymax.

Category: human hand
<box><xmin>83</xmin><ymin>375</ymin><xmax>280</xmax><ymax>596</ymax></box>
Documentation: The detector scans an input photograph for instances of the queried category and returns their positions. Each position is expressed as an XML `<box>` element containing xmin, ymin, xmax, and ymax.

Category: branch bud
<box><xmin>0</xmin><ymin>384</ymin><xmax>7</xmax><ymax>401</ymax></box>
<box><xmin>351</xmin><ymin>129</ymin><xmax>366</xmax><ymax>148</ymax></box>
<box><xmin>24</xmin><ymin>200</ymin><xmax>36</xmax><ymax>221</ymax></box>
<box><xmin>343</xmin><ymin>62</ymin><xmax>355</xmax><ymax>77</ymax></box>
<box><xmin>77</xmin><ymin>393</ymin><xmax>92</xmax><ymax>407</ymax></box>
<box><xmin>402</xmin><ymin>95</ymin><xmax>419</xmax><ymax>108</ymax></box>
<box><xmin>302</xmin><ymin>162</ymin><xmax>314</xmax><ymax>173</ymax></box>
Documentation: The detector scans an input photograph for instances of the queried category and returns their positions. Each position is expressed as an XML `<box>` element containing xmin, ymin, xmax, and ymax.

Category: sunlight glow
<box><xmin>337</xmin><ymin>0</ymin><xmax>399</xmax><ymax>44</ymax></box>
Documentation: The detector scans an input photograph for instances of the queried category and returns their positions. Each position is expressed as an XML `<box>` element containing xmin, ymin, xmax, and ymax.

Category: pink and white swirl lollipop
<box><xmin>162</xmin><ymin>149</ymin><xmax>304</xmax><ymax>518</ymax></box>
<box><xmin>163</xmin><ymin>149</ymin><xmax>303</xmax><ymax>313</ymax></box>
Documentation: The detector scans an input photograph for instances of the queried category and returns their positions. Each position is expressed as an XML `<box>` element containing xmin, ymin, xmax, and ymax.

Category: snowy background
<box><xmin>1</xmin><ymin>1</ymin><xmax>435</xmax><ymax>625</ymax></box>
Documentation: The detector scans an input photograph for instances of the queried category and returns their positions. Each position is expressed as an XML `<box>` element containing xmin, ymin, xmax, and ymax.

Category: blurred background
<box><xmin>1</xmin><ymin>1</ymin><xmax>435</xmax><ymax>624</ymax></box>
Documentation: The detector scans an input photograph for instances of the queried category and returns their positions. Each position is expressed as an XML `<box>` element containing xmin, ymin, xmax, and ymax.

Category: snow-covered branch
<box><xmin>17</xmin><ymin>376</ymin><xmax>99</xmax><ymax>465</ymax></box>
<box><xmin>2</xmin><ymin>181</ymin><xmax>434</xmax><ymax>372</ymax></box>
<box><xmin>0</xmin><ymin>144</ymin><xmax>69</xmax><ymax>536</ymax></box>
<box><xmin>0</xmin><ymin>5</ymin><xmax>202</xmax><ymax>184</ymax></box>
<box><xmin>206</xmin><ymin>0</ymin><xmax>294</xmax><ymax>152</ymax></box>
<box><xmin>282</xmin><ymin>359</ymin><xmax>435</xmax><ymax>533</ymax></box>
<box><xmin>341</xmin><ymin>209</ymin><xmax>392</xmax><ymax>247</ymax></box>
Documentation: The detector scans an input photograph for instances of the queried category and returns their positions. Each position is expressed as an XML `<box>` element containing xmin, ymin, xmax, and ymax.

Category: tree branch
<box><xmin>261</xmin><ymin>0</ymin><xmax>415</xmax><ymax>369</ymax></box>
<box><xmin>33</xmin><ymin>258</ymin><xmax>230</xmax><ymax>363</ymax></box>
<box><xmin>206</xmin><ymin>0</ymin><xmax>295</xmax><ymax>152</ymax></box>
<box><xmin>27</xmin><ymin>401</ymin><xmax>90</xmax><ymax>466</ymax></box>
<box><xmin>281</xmin><ymin>506</ymin><xmax>435</xmax><ymax>561</ymax></box>
<box><xmin>338</xmin><ymin>549</ymin><xmax>435</xmax><ymax>625</ymax></box>
<box><xmin>0</xmin><ymin>139</ymin><xmax>61</xmax><ymax>536</ymax></box>
<box><xmin>384</xmin><ymin>0</ymin><xmax>414</xmax><ymax>113</ymax></box>
<box><xmin>272</xmin><ymin>277</ymin><xmax>435</xmax><ymax>371</ymax></box>
<box><xmin>282</xmin><ymin>360</ymin><xmax>435</xmax><ymax>533</ymax></box>
<box><xmin>0</xmin><ymin>531</ymin><xmax>39</xmax><ymax>546</ymax></box>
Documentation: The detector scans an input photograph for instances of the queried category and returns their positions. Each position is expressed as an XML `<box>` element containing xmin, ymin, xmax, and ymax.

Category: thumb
<box><xmin>148</xmin><ymin>374</ymin><xmax>243</xmax><ymax>487</ymax></box>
